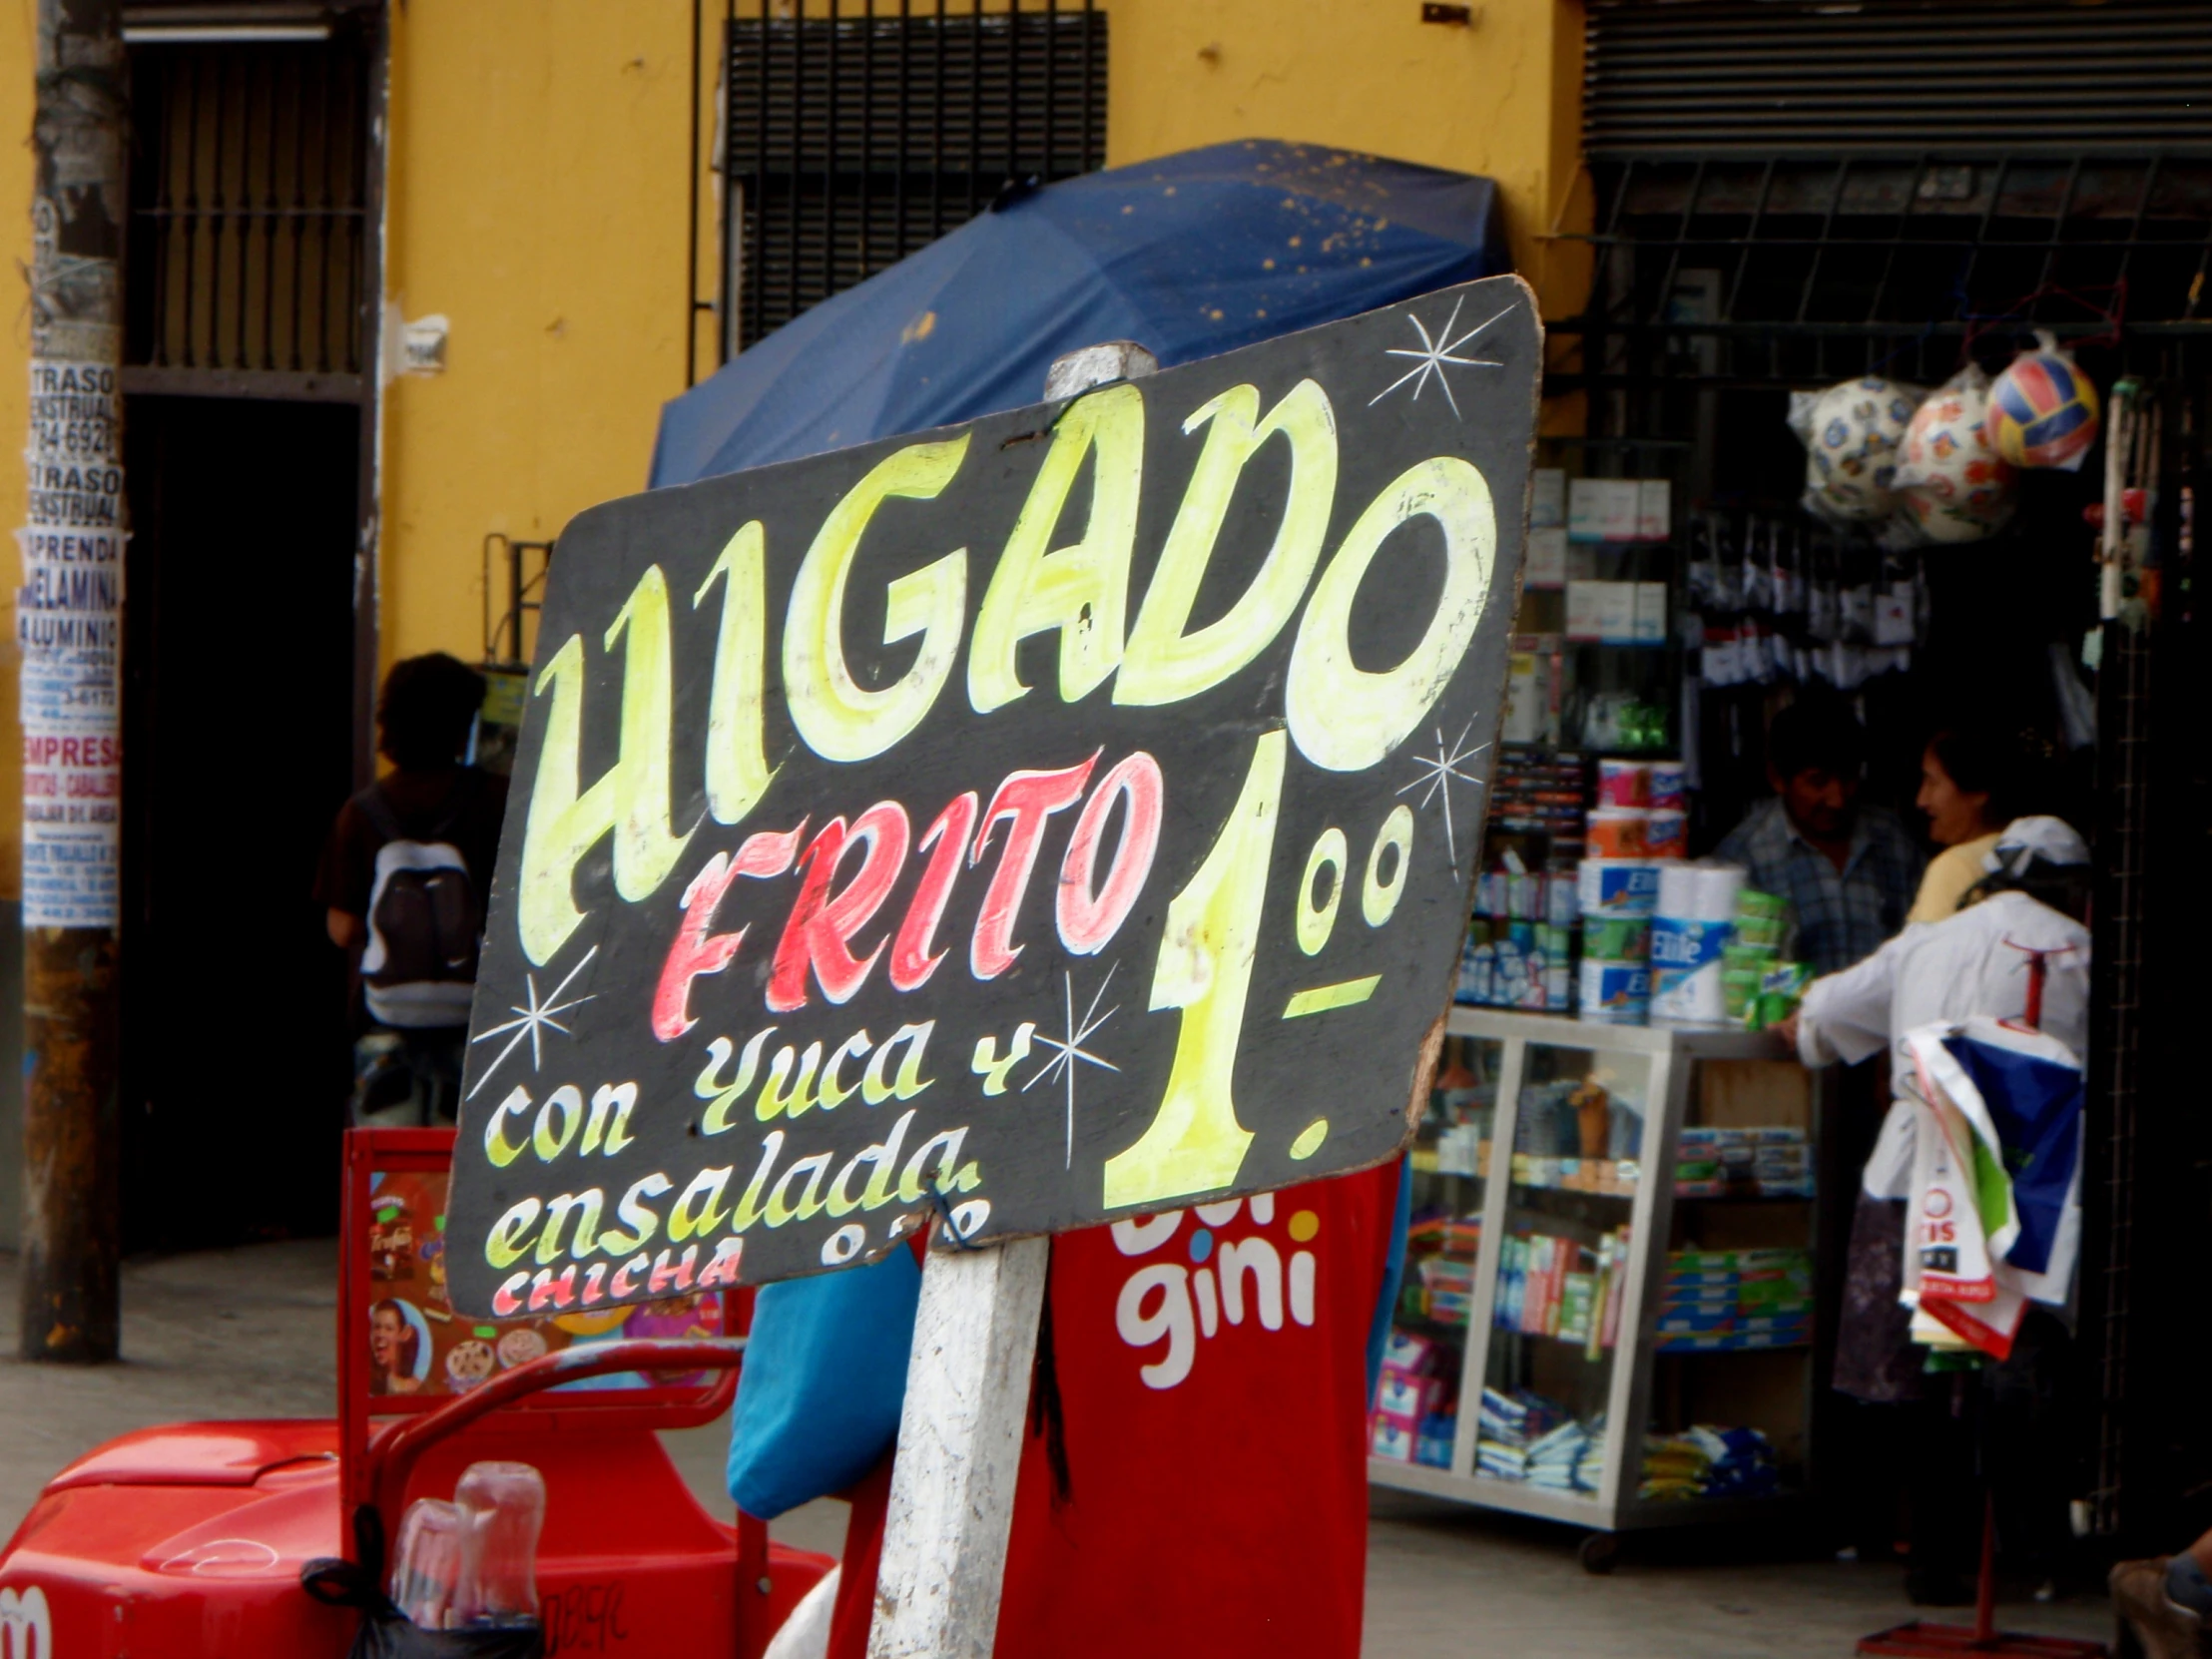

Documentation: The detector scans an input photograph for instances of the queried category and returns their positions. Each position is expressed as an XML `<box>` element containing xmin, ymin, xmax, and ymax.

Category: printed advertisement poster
<box><xmin>17</xmin><ymin>355</ymin><xmax>123</xmax><ymax>927</ymax></box>
<box><xmin>365</xmin><ymin>1167</ymin><xmax>725</xmax><ymax>1400</ymax></box>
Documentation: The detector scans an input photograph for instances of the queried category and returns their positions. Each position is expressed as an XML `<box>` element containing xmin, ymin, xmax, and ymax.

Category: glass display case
<box><xmin>1373</xmin><ymin>1007</ymin><xmax>1824</xmax><ymax>1544</ymax></box>
<box><xmin>1389</xmin><ymin>1030</ymin><xmax>1503</xmax><ymax>1468</ymax></box>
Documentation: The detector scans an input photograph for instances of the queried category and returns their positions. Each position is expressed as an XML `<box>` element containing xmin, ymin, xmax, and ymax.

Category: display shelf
<box><xmin>1369</xmin><ymin>1007</ymin><xmax>1824</xmax><ymax>1542</ymax></box>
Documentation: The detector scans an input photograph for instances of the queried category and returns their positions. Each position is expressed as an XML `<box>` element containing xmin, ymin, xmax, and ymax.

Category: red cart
<box><xmin>0</xmin><ymin>1129</ymin><xmax>830</xmax><ymax>1656</ymax></box>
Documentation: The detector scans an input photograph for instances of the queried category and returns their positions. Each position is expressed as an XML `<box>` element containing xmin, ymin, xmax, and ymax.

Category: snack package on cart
<box><xmin>1899</xmin><ymin>1017</ymin><xmax>2085</xmax><ymax>1363</ymax></box>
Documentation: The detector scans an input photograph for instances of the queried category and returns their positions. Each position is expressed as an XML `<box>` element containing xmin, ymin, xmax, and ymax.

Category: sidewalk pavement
<box><xmin>0</xmin><ymin>1243</ymin><xmax>2119</xmax><ymax>1657</ymax></box>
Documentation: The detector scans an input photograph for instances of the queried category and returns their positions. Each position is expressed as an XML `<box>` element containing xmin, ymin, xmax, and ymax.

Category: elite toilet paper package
<box><xmin>1651</xmin><ymin>862</ymin><xmax>1746</xmax><ymax>1026</ymax></box>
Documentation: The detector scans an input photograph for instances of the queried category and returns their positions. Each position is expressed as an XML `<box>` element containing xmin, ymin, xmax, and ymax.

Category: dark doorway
<box><xmin>119</xmin><ymin>395</ymin><xmax>359</xmax><ymax>1249</ymax></box>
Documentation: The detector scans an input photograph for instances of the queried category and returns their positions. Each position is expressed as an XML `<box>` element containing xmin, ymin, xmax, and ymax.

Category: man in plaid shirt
<box><xmin>1714</xmin><ymin>699</ymin><xmax>1925</xmax><ymax>977</ymax></box>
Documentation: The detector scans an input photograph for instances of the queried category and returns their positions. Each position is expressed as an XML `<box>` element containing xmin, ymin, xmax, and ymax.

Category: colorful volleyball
<box><xmin>1895</xmin><ymin>367</ymin><xmax>2016</xmax><ymax>544</ymax></box>
<box><xmin>1790</xmin><ymin>374</ymin><xmax>1918</xmax><ymax>523</ymax></box>
<box><xmin>1984</xmin><ymin>332</ymin><xmax>2100</xmax><ymax>471</ymax></box>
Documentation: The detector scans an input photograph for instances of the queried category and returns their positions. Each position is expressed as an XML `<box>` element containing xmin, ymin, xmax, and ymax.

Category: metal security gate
<box><xmin>1569</xmin><ymin>0</ymin><xmax>2212</xmax><ymax>1552</ymax></box>
<box><xmin>1582</xmin><ymin>1</ymin><xmax>2212</xmax><ymax>156</ymax></box>
<box><xmin>125</xmin><ymin>22</ymin><xmax>375</xmax><ymax>397</ymax></box>
<box><xmin>116</xmin><ymin>6</ymin><xmax>389</xmax><ymax>1250</ymax></box>
<box><xmin>721</xmin><ymin>0</ymin><xmax>1107</xmax><ymax>355</ymax></box>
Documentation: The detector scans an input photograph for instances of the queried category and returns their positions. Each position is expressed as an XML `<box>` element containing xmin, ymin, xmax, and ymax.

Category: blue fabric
<box><xmin>652</xmin><ymin>140</ymin><xmax>1504</xmax><ymax>484</ymax></box>
<box><xmin>725</xmin><ymin>1247</ymin><xmax>921</xmax><ymax>1519</ymax></box>
<box><xmin>1368</xmin><ymin>1155</ymin><xmax>1412</xmax><ymax>1398</ymax></box>
<box><xmin>1942</xmin><ymin>1031</ymin><xmax>2083</xmax><ymax>1276</ymax></box>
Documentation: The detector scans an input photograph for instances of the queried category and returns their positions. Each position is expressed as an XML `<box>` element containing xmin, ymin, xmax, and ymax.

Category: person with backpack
<box><xmin>315</xmin><ymin>653</ymin><xmax>509</xmax><ymax>1126</ymax></box>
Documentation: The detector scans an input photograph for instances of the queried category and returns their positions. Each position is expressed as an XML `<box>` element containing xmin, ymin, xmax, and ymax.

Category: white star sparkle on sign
<box><xmin>1023</xmin><ymin>963</ymin><xmax>1122</xmax><ymax>1170</ymax></box>
<box><xmin>1397</xmin><ymin>719</ymin><xmax>1489</xmax><ymax>868</ymax></box>
<box><xmin>465</xmin><ymin>945</ymin><xmax>600</xmax><ymax>1100</ymax></box>
<box><xmin>1368</xmin><ymin>295</ymin><xmax>1508</xmax><ymax>418</ymax></box>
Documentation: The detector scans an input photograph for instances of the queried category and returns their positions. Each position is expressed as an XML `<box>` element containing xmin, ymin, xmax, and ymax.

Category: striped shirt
<box><xmin>1712</xmin><ymin>798</ymin><xmax>1926</xmax><ymax>977</ymax></box>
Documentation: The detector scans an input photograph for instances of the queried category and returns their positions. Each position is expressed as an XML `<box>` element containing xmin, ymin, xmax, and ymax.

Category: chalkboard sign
<box><xmin>447</xmin><ymin>275</ymin><xmax>1539</xmax><ymax>1317</ymax></box>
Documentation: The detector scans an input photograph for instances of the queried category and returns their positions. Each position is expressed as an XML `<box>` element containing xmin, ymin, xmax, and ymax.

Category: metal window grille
<box><xmin>1569</xmin><ymin>0</ymin><xmax>2212</xmax><ymax>398</ymax></box>
<box><xmin>1564</xmin><ymin>154</ymin><xmax>2212</xmax><ymax>397</ymax></box>
<box><xmin>722</xmin><ymin>0</ymin><xmax>1106</xmax><ymax>356</ymax></box>
<box><xmin>125</xmin><ymin>30</ymin><xmax>372</xmax><ymax>390</ymax></box>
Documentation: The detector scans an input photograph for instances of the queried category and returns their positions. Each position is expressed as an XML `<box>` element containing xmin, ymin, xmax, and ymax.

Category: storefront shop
<box><xmin>1372</xmin><ymin>0</ymin><xmax>2212</xmax><ymax>1566</ymax></box>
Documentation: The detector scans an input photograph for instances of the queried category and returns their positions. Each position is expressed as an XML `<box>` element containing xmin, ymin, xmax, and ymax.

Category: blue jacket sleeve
<box><xmin>725</xmin><ymin>1246</ymin><xmax>921</xmax><ymax>1518</ymax></box>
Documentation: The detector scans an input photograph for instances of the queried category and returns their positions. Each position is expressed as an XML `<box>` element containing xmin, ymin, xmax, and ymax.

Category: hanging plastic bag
<box><xmin>1893</xmin><ymin>365</ymin><xmax>2017</xmax><ymax>543</ymax></box>
<box><xmin>1899</xmin><ymin>1017</ymin><xmax>2085</xmax><ymax>1364</ymax></box>
<box><xmin>1984</xmin><ymin>328</ymin><xmax>2100</xmax><ymax>471</ymax></box>
<box><xmin>301</xmin><ymin>1482</ymin><xmax>546</xmax><ymax>1659</ymax></box>
<box><xmin>302</xmin><ymin>1556</ymin><xmax>545</xmax><ymax>1659</ymax></box>
<box><xmin>1788</xmin><ymin>374</ymin><xmax>1921</xmax><ymax>523</ymax></box>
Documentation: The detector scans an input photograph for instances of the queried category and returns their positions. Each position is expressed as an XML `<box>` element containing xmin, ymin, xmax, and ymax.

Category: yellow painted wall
<box><xmin>373</xmin><ymin>0</ymin><xmax>1588</xmax><ymax>681</ymax></box>
<box><xmin>0</xmin><ymin>0</ymin><xmax>1589</xmax><ymax>903</ymax></box>
<box><xmin>379</xmin><ymin>0</ymin><xmax>706</xmax><ymax>673</ymax></box>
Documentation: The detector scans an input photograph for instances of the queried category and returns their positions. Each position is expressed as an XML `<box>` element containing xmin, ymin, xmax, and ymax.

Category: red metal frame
<box><xmin>361</xmin><ymin>1338</ymin><xmax>747</xmax><ymax>1543</ymax></box>
<box><xmin>339</xmin><ymin>1129</ymin><xmax>740</xmax><ymax>1518</ymax></box>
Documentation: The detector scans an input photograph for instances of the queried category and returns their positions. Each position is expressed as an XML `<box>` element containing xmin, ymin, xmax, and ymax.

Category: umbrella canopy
<box><xmin>652</xmin><ymin>139</ymin><xmax>1505</xmax><ymax>484</ymax></box>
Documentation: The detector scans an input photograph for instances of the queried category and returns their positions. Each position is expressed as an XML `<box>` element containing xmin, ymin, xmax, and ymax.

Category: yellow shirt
<box><xmin>1906</xmin><ymin>832</ymin><xmax>2002</xmax><ymax>925</ymax></box>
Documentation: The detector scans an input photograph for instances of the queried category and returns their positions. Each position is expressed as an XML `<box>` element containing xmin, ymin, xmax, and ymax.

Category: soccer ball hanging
<box><xmin>1984</xmin><ymin>330</ymin><xmax>2100</xmax><ymax>472</ymax></box>
<box><xmin>1895</xmin><ymin>366</ymin><xmax>2016</xmax><ymax>545</ymax></box>
<box><xmin>1790</xmin><ymin>374</ymin><xmax>1920</xmax><ymax>524</ymax></box>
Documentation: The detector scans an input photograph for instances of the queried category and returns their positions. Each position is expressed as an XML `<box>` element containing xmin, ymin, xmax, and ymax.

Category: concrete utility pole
<box><xmin>19</xmin><ymin>0</ymin><xmax>127</xmax><ymax>1363</ymax></box>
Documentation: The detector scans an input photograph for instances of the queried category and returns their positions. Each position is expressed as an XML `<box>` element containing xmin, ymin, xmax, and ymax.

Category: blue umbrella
<box><xmin>652</xmin><ymin>138</ymin><xmax>1505</xmax><ymax>484</ymax></box>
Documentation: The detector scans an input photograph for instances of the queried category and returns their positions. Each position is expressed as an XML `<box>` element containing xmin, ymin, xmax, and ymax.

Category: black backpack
<box><xmin>356</xmin><ymin>774</ymin><xmax>485</xmax><ymax>1029</ymax></box>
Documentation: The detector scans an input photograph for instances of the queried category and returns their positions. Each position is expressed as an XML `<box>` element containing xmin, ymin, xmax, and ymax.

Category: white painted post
<box><xmin>866</xmin><ymin>339</ymin><xmax>1158</xmax><ymax>1659</ymax></box>
<box><xmin>866</xmin><ymin>1234</ymin><xmax>1048</xmax><ymax>1659</ymax></box>
<box><xmin>1035</xmin><ymin>339</ymin><xmax>1158</xmax><ymax>402</ymax></box>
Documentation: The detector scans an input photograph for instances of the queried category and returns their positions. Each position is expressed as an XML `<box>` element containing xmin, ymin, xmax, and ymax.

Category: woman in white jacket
<box><xmin>1783</xmin><ymin>816</ymin><xmax>2089</xmax><ymax>1600</ymax></box>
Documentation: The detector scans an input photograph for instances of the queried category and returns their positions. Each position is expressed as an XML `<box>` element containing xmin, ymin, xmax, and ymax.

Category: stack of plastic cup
<box><xmin>452</xmin><ymin>1460</ymin><xmax>546</xmax><ymax>1629</ymax></box>
<box><xmin>390</xmin><ymin>1497</ymin><xmax>464</xmax><ymax>1630</ymax></box>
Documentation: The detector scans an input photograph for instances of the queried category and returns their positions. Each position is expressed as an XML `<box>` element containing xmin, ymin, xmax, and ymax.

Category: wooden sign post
<box><xmin>868</xmin><ymin>1232</ymin><xmax>1048</xmax><ymax>1658</ymax></box>
<box><xmin>442</xmin><ymin>276</ymin><xmax>1542</xmax><ymax>1650</ymax></box>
